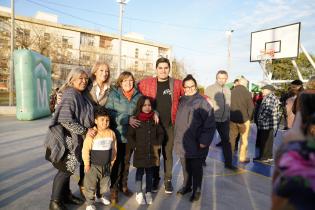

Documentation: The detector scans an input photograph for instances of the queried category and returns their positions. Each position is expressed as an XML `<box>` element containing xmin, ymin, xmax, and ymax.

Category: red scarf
<box><xmin>137</xmin><ymin>111</ymin><xmax>154</xmax><ymax>122</ymax></box>
<box><xmin>122</xmin><ymin>88</ymin><xmax>135</xmax><ymax>101</ymax></box>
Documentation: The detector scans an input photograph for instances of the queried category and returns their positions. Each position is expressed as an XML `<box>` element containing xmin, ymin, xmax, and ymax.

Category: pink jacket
<box><xmin>138</xmin><ymin>77</ymin><xmax>184</xmax><ymax>125</ymax></box>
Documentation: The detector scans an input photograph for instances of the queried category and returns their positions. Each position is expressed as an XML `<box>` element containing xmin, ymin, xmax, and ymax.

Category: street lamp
<box><xmin>116</xmin><ymin>0</ymin><xmax>129</xmax><ymax>77</ymax></box>
<box><xmin>225</xmin><ymin>30</ymin><xmax>234</xmax><ymax>74</ymax></box>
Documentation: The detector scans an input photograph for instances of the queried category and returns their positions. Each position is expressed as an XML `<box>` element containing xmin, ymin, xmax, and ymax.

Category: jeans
<box><xmin>135</xmin><ymin>167</ymin><xmax>153</xmax><ymax>193</ymax></box>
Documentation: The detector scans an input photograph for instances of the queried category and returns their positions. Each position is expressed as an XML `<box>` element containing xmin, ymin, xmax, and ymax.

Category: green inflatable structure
<box><xmin>14</xmin><ymin>49</ymin><xmax>52</xmax><ymax>120</ymax></box>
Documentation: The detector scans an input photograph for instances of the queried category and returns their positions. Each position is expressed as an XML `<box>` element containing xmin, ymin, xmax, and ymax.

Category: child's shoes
<box><xmin>145</xmin><ymin>192</ymin><xmax>152</xmax><ymax>204</ymax></box>
<box><xmin>86</xmin><ymin>204</ymin><xmax>96</xmax><ymax>210</ymax></box>
<box><xmin>136</xmin><ymin>192</ymin><xmax>146</xmax><ymax>205</ymax></box>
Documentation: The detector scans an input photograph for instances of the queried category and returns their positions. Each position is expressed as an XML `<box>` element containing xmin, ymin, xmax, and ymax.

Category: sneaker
<box><xmin>95</xmin><ymin>196</ymin><xmax>110</xmax><ymax>205</ymax></box>
<box><xmin>86</xmin><ymin>204</ymin><xmax>96</xmax><ymax>210</ymax></box>
<box><xmin>164</xmin><ymin>180</ymin><xmax>173</xmax><ymax>194</ymax></box>
<box><xmin>135</xmin><ymin>192</ymin><xmax>146</xmax><ymax>205</ymax></box>
<box><xmin>145</xmin><ymin>192</ymin><xmax>152</xmax><ymax>204</ymax></box>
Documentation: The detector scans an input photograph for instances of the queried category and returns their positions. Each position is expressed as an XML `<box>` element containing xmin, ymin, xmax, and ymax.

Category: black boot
<box><xmin>177</xmin><ymin>187</ymin><xmax>192</xmax><ymax>195</ymax></box>
<box><xmin>49</xmin><ymin>200</ymin><xmax>68</xmax><ymax>210</ymax></box>
<box><xmin>63</xmin><ymin>194</ymin><xmax>84</xmax><ymax>205</ymax></box>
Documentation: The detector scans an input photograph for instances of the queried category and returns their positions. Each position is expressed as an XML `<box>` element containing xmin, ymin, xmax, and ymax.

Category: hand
<box><xmin>153</xmin><ymin>112</ymin><xmax>160</xmax><ymax>124</ymax></box>
<box><xmin>129</xmin><ymin>116</ymin><xmax>141</xmax><ymax>128</ymax></box>
<box><xmin>84</xmin><ymin>165</ymin><xmax>90</xmax><ymax>173</ymax></box>
<box><xmin>87</xmin><ymin>128</ymin><xmax>97</xmax><ymax>138</ymax></box>
<box><xmin>56</xmin><ymin>92</ymin><xmax>62</xmax><ymax>105</ymax></box>
<box><xmin>200</xmin><ymin>144</ymin><xmax>207</xmax><ymax>148</ymax></box>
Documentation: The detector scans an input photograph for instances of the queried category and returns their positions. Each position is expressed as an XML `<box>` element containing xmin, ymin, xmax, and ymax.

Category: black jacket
<box><xmin>230</xmin><ymin>85</ymin><xmax>254</xmax><ymax>123</ymax></box>
<box><xmin>174</xmin><ymin>93</ymin><xmax>216</xmax><ymax>158</ymax></box>
<box><xmin>126</xmin><ymin>120</ymin><xmax>164</xmax><ymax>168</ymax></box>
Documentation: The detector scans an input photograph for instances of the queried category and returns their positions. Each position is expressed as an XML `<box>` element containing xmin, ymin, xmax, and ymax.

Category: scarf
<box><xmin>123</xmin><ymin>88</ymin><xmax>135</xmax><ymax>101</ymax></box>
<box><xmin>137</xmin><ymin>111</ymin><xmax>154</xmax><ymax>122</ymax></box>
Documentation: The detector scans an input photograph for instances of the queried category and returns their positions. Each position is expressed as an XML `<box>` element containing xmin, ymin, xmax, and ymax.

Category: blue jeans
<box><xmin>135</xmin><ymin>167</ymin><xmax>153</xmax><ymax>193</ymax></box>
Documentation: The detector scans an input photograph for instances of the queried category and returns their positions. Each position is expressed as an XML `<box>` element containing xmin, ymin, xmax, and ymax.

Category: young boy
<box><xmin>82</xmin><ymin>106</ymin><xmax>117</xmax><ymax>210</ymax></box>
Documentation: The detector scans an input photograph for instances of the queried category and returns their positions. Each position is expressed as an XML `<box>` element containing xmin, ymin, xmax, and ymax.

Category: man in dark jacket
<box><xmin>230</xmin><ymin>78</ymin><xmax>254</xmax><ymax>163</ymax></box>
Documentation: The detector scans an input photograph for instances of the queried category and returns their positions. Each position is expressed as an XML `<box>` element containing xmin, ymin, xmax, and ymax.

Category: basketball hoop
<box><xmin>257</xmin><ymin>49</ymin><xmax>275</xmax><ymax>61</ymax></box>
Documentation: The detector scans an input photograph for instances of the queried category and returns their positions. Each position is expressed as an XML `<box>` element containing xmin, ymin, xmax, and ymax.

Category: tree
<box><xmin>269</xmin><ymin>53</ymin><xmax>315</xmax><ymax>80</ymax></box>
<box><xmin>171</xmin><ymin>58</ymin><xmax>186</xmax><ymax>80</ymax></box>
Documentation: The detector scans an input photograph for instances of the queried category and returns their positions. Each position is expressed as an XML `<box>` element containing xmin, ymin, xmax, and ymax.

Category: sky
<box><xmin>1</xmin><ymin>0</ymin><xmax>315</xmax><ymax>86</ymax></box>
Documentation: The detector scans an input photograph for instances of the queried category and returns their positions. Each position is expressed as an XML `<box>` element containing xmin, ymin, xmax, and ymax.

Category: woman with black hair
<box><xmin>174</xmin><ymin>74</ymin><xmax>216</xmax><ymax>202</ymax></box>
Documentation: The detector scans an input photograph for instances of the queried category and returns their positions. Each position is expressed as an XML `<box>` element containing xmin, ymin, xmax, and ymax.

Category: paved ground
<box><xmin>0</xmin><ymin>115</ymin><xmax>273</xmax><ymax>210</ymax></box>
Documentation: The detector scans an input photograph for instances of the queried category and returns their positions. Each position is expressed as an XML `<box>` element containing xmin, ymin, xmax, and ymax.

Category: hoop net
<box><xmin>257</xmin><ymin>49</ymin><xmax>275</xmax><ymax>61</ymax></box>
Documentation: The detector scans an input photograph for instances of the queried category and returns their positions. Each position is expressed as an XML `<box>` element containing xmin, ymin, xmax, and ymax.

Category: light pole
<box><xmin>117</xmin><ymin>0</ymin><xmax>128</xmax><ymax>77</ymax></box>
<box><xmin>9</xmin><ymin>0</ymin><xmax>15</xmax><ymax>106</ymax></box>
<box><xmin>225</xmin><ymin>30</ymin><xmax>233</xmax><ymax>74</ymax></box>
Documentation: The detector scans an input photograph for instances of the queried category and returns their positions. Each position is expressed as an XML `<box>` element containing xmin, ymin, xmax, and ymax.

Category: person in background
<box><xmin>205</xmin><ymin>70</ymin><xmax>234</xmax><ymax>169</ymax></box>
<box><xmin>272</xmin><ymin>90</ymin><xmax>315</xmax><ymax>210</ymax></box>
<box><xmin>82</xmin><ymin>106</ymin><xmax>117</xmax><ymax>210</ymax></box>
<box><xmin>285</xmin><ymin>80</ymin><xmax>303</xmax><ymax>129</ymax></box>
<box><xmin>45</xmin><ymin>68</ymin><xmax>95</xmax><ymax>210</ymax></box>
<box><xmin>255</xmin><ymin>85</ymin><xmax>280</xmax><ymax>163</ymax></box>
<box><xmin>174</xmin><ymin>74</ymin><xmax>216</xmax><ymax>202</ymax></box>
<box><xmin>230</xmin><ymin>77</ymin><xmax>254</xmax><ymax>163</ymax></box>
<box><xmin>127</xmin><ymin>96</ymin><xmax>164</xmax><ymax>205</ymax></box>
<box><xmin>138</xmin><ymin>57</ymin><xmax>184</xmax><ymax>193</ymax></box>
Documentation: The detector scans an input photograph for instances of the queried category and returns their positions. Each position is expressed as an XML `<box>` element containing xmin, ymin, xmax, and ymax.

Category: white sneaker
<box><xmin>95</xmin><ymin>196</ymin><xmax>110</xmax><ymax>205</ymax></box>
<box><xmin>86</xmin><ymin>204</ymin><xmax>96</xmax><ymax>210</ymax></box>
<box><xmin>145</xmin><ymin>192</ymin><xmax>152</xmax><ymax>204</ymax></box>
<box><xmin>136</xmin><ymin>192</ymin><xmax>146</xmax><ymax>205</ymax></box>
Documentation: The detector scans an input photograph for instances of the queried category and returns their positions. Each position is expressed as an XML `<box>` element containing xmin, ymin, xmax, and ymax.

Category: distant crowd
<box><xmin>45</xmin><ymin>57</ymin><xmax>315</xmax><ymax>210</ymax></box>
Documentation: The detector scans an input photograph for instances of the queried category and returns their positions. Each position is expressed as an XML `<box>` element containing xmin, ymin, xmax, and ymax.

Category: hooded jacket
<box><xmin>174</xmin><ymin>92</ymin><xmax>216</xmax><ymax>158</ymax></box>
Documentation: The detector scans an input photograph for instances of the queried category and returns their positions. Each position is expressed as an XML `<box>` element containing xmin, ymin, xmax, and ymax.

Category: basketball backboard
<box><xmin>250</xmin><ymin>22</ymin><xmax>301</xmax><ymax>62</ymax></box>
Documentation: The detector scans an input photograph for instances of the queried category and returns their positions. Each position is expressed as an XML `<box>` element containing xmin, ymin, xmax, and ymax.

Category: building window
<box><xmin>62</xmin><ymin>37</ymin><xmax>68</xmax><ymax>48</ymax></box>
<box><xmin>99</xmin><ymin>36</ymin><xmax>113</xmax><ymax>48</ymax></box>
<box><xmin>80</xmin><ymin>33</ymin><xmax>94</xmax><ymax>47</ymax></box>
<box><xmin>135</xmin><ymin>48</ymin><xmax>139</xmax><ymax>59</ymax></box>
<box><xmin>135</xmin><ymin>60</ymin><xmax>138</xmax><ymax>70</ymax></box>
<box><xmin>60</xmin><ymin>68</ymin><xmax>71</xmax><ymax>80</ymax></box>
<box><xmin>44</xmin><ymin>33</ymin><xmax>50</xmax><ymax>41</ymax></box>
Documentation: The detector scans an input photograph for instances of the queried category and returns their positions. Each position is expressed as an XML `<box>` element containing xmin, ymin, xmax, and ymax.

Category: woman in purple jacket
<box><xmin>174</xmin><ymin>74</ymin><xmax>216</xmax><ymax>202</ymax></box>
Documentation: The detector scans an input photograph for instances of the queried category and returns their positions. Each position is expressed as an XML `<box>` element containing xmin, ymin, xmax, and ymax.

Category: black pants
<box><xmin>51</xmin><ymin>170</ymin><xmax>72</xmax><ymax>201</ymax></box>
<box><xmin>153</xmin><ymin>125</ymin><xmax>174</xmax><ymax>183</ymax></box>
<box><xmin>257</xmin><ymin>129</ymin><xmax>274</xmax><ymax>159</ymax></box>
<box><xmin>135</xmin><ymin>167</ymin><xmax>153</xmax><ymax>193</ymax></box>
<box><xmin>110</xmin><ymin>142</ymin><xmax>133</xmax><ymax>190</ymax></box>
<box><xmin>216</xmin><ymin>121</ymin><xmax>232</xmax><ymax>166</ymax></box>
<box><xmin>180</xmin><ymin>158</ymin><xmax>203</xmax><ymax>192</ymax></box>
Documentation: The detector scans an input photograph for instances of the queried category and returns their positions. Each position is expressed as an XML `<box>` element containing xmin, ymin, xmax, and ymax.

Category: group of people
<box><xmin>44</xmin><ymin>56</ymin><xmax>315</xmax><ymax>210</ymax></box>
<box><xmin>45</xmin><ymin>57</ymin><xmax>216</xmax><ymax>210</ymax></box>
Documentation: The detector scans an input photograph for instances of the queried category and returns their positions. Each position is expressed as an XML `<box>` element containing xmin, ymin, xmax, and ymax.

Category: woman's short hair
<box><xmin>116</xmin><ymin>71</ymin><xmax>135</xmax><ymax>88</ymax></box>
<box><xmin>91</xmin><ymin>61</ymin><xmax>110</xmax><ymax>83</ymax></box>
<box><xmin>60</xmin><ymin>68</ymin><xmax>88</xmax><ymax>92</ymax></box>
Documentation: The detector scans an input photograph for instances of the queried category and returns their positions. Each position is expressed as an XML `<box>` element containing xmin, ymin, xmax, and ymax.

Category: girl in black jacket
<box><xmin>126</xmin><ymin>96</ymin><xmax>164</xmax><ymax>205</ymax></box>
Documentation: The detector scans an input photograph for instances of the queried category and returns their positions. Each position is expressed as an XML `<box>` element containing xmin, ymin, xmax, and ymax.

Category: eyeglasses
<box><xmin>184</xmin><ymin>85</ymin><xmax>196</xmax><ymax>90</ymax></box>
